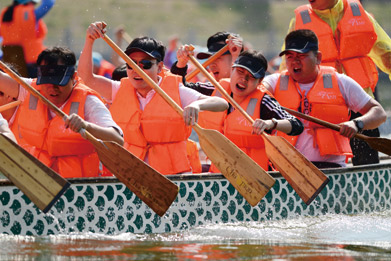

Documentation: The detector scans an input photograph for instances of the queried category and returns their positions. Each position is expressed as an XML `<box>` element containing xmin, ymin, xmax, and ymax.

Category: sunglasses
<box><xmin>126</xmin><ymin>60</ymin><xmax>156</xmax><ymax>70</ymax></box>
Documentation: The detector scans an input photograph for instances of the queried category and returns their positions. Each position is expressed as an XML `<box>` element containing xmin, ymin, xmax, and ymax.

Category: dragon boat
<box><xmin>0</xmin><ymin>162</ymin><xmax>390</xmax><ymax>236</ymax></box>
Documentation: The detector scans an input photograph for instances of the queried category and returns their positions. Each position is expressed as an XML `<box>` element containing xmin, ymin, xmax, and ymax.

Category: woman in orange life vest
<box><xmin>77</xmin><ymin>21</ymin><xmax>229</xmax><ymax>175</ymax></box>
<box><xmin>199</xmin><ymin>50</ymin><xmax>304</xmax><ymax>172</ymax></box>
<box><xmin>0</xmin><ymin>46</ymin><xmax>124</xmax><ymax>178</ymax></box>
<box><xmin>0</xmin><ymin>0</ymin><xmax>55</xmax><ymax>78</ymax></box>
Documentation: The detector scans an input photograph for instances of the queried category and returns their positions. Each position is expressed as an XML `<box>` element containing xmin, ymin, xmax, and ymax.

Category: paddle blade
<box><xmin>263</xmin><ymin>135</ymin><xmax>329</xmax><ymax>205</ymax></box>
<box><xmin>0</xmin><ymin>134</ymin><xmax>70</xmax><ymax>213</ymax></box>
<box><xmin>92</xmin><ymin>139</ymin><xmax>178</xmax><ymax>216</ymax></box>
<box><xmin>360</xmin><ymin>136</ymin><xmax>391</xmax><ymax>157</ymax></box>
<box><xmin>195</xmin><ymin>127</ymin><xmax>275</xmax><ymax>206</ymax></box>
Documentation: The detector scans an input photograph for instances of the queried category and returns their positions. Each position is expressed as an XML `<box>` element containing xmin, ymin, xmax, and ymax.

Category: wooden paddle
<box><xmin>0</xmin><ymin>100</ymin><xmax>21</xmax><ymax>113</ymax></box>
<box><xmin>0</xmin><ymin>133</ymin><xmax>70</xmax><ymax>213</ymax></box>
<box><xmin>283</xmin><ymin>107</ymin><xmax>391</xmax><ymax>157</ymax></box>
<box><xmin>0</xmin><ymin>60</ymin><xmax>178</xmax><ymax>217</ymax></box>
<box><xmin>188</xmin><ymin>54</ymin><xmax>329</xmax><ymax>205</ymax></box>
<box><xmin>103</xmin><ymin>34</ymin><xmax>275</xmax><ymax>206</ymax></box>
<box><xmin>185</xmin><ymin>44</ymin><xmax>229</xmax><ymax>82</ymax></box>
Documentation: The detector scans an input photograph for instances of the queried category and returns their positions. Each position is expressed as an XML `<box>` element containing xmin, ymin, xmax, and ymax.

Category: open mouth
<box><xmin>293</xmin><ymin>67</ymin><xmax>302</xmax><ymax>73</ymax></box>
<box><xmin>235</xmin><ymin>83</ymin><xmax>246</xmax><ymax>91</ymax></box>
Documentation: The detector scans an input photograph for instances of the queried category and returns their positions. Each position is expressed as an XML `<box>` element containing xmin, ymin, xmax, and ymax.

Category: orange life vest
<box><xmin>0</xmin><ymin>3</ymin><xmax>47</xmax><ymax>64</ymax></box>
<box><xmin>17</xmin><ymin>80</ymin><xmax>108</xmax><ymax>178</ymax></box>
<box><xmin>274</xmin><ymin>66</ymin><xmax>352</xmax><ymax>157</ymax></box>
<box><xmin>294</xmin><ymin>0</ymin><xmax>378</xmax><ymax>91</ymax></box>
<box><xmin>208</xmin><ymin>81</ymin><xmax>269</xmax><ymax>172</ymax></box>
<box><xmin>109</xmin><ymin>73</ymin><xmax>192</xmax><ymax>174</ymax></box>
<box><xmin>197</xmin><ymin>79</ymin><xmax>231</xmax><ymax>133</ymax></box>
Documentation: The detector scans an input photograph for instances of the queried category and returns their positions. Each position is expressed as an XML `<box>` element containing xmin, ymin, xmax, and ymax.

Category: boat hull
<box><xmin>0</xmin><ymin>163</ymin><xmax>390</xmax><ymax>235</ymax></box>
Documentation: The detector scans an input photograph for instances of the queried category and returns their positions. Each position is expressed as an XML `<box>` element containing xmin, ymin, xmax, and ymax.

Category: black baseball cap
<box><xmin>232</xmin><ymin>56</ymin><xmax>266</xmax><ymax>79</ymax></box>
<box><xmin>279</xmin><ymin>30</ymin><xmax>319</xmax><ymax>56</ymax></box>
<box><xmin>37</xmin><ymin>65</ymin><xmax>75</xmax><ymax>86</ymax></box>
<box><xmin>125</xmin><ymin>47</ymin><xmax>163</xmax><ymax>62</ymax></box>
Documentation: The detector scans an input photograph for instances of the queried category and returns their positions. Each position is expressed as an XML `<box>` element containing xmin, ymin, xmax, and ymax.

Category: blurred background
<box><xmin>8</xmin><ymin>0</ymin><xmax>391</xmax><ymax>110</ymax></box>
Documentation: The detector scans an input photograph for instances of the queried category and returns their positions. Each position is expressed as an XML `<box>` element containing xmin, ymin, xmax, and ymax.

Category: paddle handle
<box><xmin>282</xmin><ymin>106</ymin><xmax>368</xmax><ymax>141</ymax></box>
<box><xmin>185</xmin><ymin>44</ymin><xmax>229</xmax><ymax>82</ymax></box>
<box><xmin>188</xmin><ymin>54</ymin><xmax>255</xmax><ymax>126</ymax></box>
<box><xmin>0</xmin><ymin>100</ymin><xmax>21</xmax><ymax>113</ymax></box>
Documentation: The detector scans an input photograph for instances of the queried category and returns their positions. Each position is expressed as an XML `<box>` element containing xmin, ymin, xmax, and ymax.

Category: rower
<box><xmin>263</xmin><ymin>29</ymin><xmax>387</xmax><ymax>168</ymax></box>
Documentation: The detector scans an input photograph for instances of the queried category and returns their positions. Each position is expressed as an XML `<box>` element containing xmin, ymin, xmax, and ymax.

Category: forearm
<box><xmin>358</xmin><ymin>103</ymin><xmax>387</xmax><ymax>130</ymax></box>
<box><xmin>85</xmin><ymin>123</ymin><xmax>124</xmax><ymax>145</ymax></box>
<box><xmin>78</xmin><ymin>38</ymin><xmax>95</xmax><ymax>83</ymax></box>
<box><xmin>197</xmin><ymin>96</ymin><xmax>228</xmax><ymax>112</ymax></box>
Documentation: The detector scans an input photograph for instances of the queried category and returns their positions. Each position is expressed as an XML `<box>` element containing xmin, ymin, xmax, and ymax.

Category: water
<box><xmin>2</xmin><ymin>211</ymin><xmax>391</xmax><ymax>260</ymax></box>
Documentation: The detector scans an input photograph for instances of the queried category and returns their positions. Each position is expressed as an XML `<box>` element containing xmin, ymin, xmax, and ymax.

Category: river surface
<box><xmin>1</xmin><ymin>210</ymin><xmax>391</xmax><ymax>260</ymax></box>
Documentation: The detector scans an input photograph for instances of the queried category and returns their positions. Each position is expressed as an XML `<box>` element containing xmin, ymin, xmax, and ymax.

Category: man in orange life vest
<box><xmin>0</xmin><ymin>0</ymin><xmax>55</xmax><ymax>78</ymax></box>
<box><xmin>77</xmin><ymin>21</ymin><xmax>228</xmax><ymax>175</ymax></box>
<box><xmin>280</xmin><ymin>0</ymin><xmax>391</xmax><ymax>166</ymax></box>
<box><xmin>0</xmin><ymin>46</ymin><xmax>124</xmax><ymax>178</ymax></box>
<box><xmin>263</xmin><ymin>29</ymin><xmax>386</xmax><ymax>169</ymax></box>
<box><xmin>200</xmin><ymin>50</ymin><xmax>304</xmax><ymax>172</ymax></box>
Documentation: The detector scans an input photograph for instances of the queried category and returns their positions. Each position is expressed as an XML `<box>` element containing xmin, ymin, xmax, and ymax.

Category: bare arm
<box><xmin>65</xmin><ymin>114</ymin><xmax>124</xmax><ymax>145</ymax></box>
<box><xmin>78</xmin><ymin>21</ymin><xmax>115</xmax><ymax>101</ymax></box>
<box><xmin>340</xmin><ymin>98</ymin><xmax>387</xmax><ymax>139</ymax></box>
<box><xmin>183</xmin><ymin>96</ymin><xmax>228</xmax><ymax>126</ymax></box>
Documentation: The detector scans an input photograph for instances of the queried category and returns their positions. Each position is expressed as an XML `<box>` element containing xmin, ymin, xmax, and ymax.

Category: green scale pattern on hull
<box><xmin>0</xmin><ymin>166</ymin><xmax>390</xmax><ymax>235</ymax></box>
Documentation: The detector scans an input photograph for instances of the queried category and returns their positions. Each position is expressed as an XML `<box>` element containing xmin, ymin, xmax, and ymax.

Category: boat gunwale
<box><xmin>0</xmin><ymin>161</ymin><xmax>390</xmax><ymax>186</ymax></box>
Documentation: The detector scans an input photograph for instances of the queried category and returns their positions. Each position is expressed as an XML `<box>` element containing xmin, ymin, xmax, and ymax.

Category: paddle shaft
<box><xmin>0</xmin><ymin>100</ymin><xmax>21</xmax><ymax>113</ymax></box>
<box><xmin>185</xmin><ymin>45</ymin><xmax>229</xmax><ymax>82</ymax></box>
<box><xmin>282</xmin><ymin>107</ymin><xmax>368</xmax><ymax>141</ymax></box>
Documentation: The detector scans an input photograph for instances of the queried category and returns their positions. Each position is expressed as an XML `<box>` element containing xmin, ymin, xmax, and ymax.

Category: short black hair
<box><xmin>207</xmin><ymin>31</ymin><xmax>243</xmax><ymax>52</ymax></box>
<box><xmin>239</xmin><ymin>50</ymin><xmax>268</xmax><ymax>72</ymax></box>
<box><xmin>125</xmin><ymin>36</ymin><xmax>166</xmax><ymax>62</ymax></box>
<box><xmin>36</xmin><ymin>46</ymin><xmax>76</xmax><ymax>66</ymax></box>
<box><xmin>284</xmin><ymin>29</ymin><xmax>319</xmax><ymax>55</ymax></box>
<box><xmin>112</xmin><ymin>64</ymin><xmax>127</xmax><ymax>81</ymax></box>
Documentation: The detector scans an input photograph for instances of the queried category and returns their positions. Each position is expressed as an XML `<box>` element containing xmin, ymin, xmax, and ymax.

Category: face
<box><xmin>126</xmin><ymin>51</ymin><xmax>162</xmax><ymax>97</ymax></box>
<box><xmin>39</xmin><ymin>61</ymin><xmax>75</xmax><ymax>107</ymax></box>
<box><xmin>230</xmin><ymin>67</ymin><xmax>260</xmax><ymax>101</ymax></box>
<box><xmin>208</xmin><ymin>54</ymin><xmax>232</xmax><ymax>81</ymax></box>
<box><xmin>285</xmin><ymin>51</ymin><xmax>321</xmax><ymax>84</ymax></box>
<box><xmin>308</xmin><ymin>0</ymin><xmax>337</xmax><ymax>10</ymax></box>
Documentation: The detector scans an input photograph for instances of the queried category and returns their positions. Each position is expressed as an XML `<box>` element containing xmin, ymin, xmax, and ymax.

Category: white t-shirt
<box><xmin>18</xmin><ymin>79</ymin><xmax>122</xmax><ymax>135</ymax></box>
<box><xmin>263</xmin><ymin>72</ymin><xmax>372</xmax><ymax>166</ymax></box>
